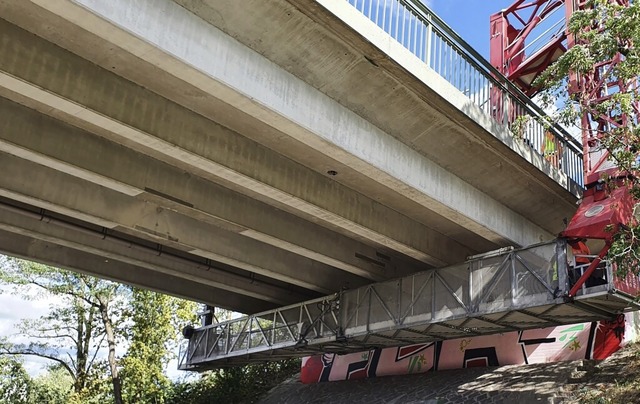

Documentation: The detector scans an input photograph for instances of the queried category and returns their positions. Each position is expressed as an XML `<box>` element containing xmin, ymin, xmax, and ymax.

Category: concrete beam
<box><xmin>0</xmin><ymin>6</ymin><xmax>493</xmax><ymax>258</ymax></box>
<box><xmin>0</xmin><ymin>0</ymin><xmax>553</xmax><ymax>249</ymax></box>
<box><xmin>176</xmin><ymin>0</ymin><xmax>580</xmax><ymax>226</ymax></box>
<box><xmin>0</xmin><ymin>152</ymin><xmax>371</xmax><ymax>294</ymax></box>
<box><xmin>0</xmin><ymin>230</ymin><xmax>273</xmax><ymax>314</ymax></box>
<box><xmin>63</xmin><ymin>0</ymin><xmax>555</xmax><ymax>244</ymax></box>
<box><xmin>0</xmin><ymin>201</ymin><xmax>311</xmax><ymax>305</ymax></box>
<box><xmin>0</xmin><ymin>96</ymin><xmax>426</xmax><ymax>280</ymax></box>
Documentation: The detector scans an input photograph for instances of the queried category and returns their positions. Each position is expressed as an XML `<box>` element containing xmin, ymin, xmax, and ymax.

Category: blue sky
<box><xmin>426</xmin><ymin>0</ymin><xmax>520</xmax><ymax>59</ymax></box>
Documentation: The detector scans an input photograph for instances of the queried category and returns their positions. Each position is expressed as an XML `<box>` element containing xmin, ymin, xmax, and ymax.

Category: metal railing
<box><xmin>340</xmin><ymin>240</ymin><xmax>565</xmax><ymax>340</ymax></box>
<box><xmin>179</xmin><ymin>240</ymin><xmax>598</xmax><ymax>368</ymax></box>
<box><xmin>179</xmin><ymin>295</ymin><xmax>341</xmax><ymax>368</ymax></box>
<box><xmin>178</xmin><ymin>239</ymin><xmax>640</xmax><ymax>369</ymax></box>
<box><xmin>344</xmin><ymin>0</ymin><xmax>584</xmax><ymax>186</ymax></box>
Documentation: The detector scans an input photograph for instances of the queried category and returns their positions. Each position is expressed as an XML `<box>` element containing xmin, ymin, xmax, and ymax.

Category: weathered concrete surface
<box><xmin>1</xmin><ymin>0</ymin><xmax>573</xmax><ymax>244</ymax></box>
<box><xmin>0</xmin><ymin>0</ymin><xmax>580</xmax><ymax>311</ymax></box>
<box><xmin>0</xmin><ymin>198</ymin><xmax>323</xmax><ymax>309</ymax></box>
<box><xmin>174</xmin><ymin>0</ymin><xmax>580</xmax><ymax>234</ymax></box>
<box><xmin>0</xmin><ymin>227</ymin><xmax>277</xmax><ymax>314</ymax></box>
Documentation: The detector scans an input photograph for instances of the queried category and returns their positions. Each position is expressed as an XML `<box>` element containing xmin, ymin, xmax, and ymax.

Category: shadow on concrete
<box><xmin>260</xmin><ymin>360</ymin><xmax>579</xmax><ymax>404</ymax></box>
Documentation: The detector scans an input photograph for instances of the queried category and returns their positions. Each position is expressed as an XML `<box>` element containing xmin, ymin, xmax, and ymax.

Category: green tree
<box><xmin>120</xmin><ymin>289</ymin><xmax>191</xmax><ymax>403</ymax></box>
<box><xmin>167</xmin><ymin>358</ymin><xmax>301</xmax><ymax>404</ymax></box>
<box><xmin>0</xmin><ymin>257</ymin><xmax>201</xmax><ymax>403</ymax></box>
<box><xmin>535</xmin><ymin>0</ymin><xmax>640</xmax><ymax>271</ymax></box>
<box><xmin>0</xmin><ymin>259</ymin><xmax>125</xmax><ymax>403</ymax></box>
<box><xmin>0</xmin><ymin>356</ymin><xmax>31</xmax><ymax>404</ymax></box>
<box><xmin>28</xmin><ymin>365</ymin><xmax>74</xmax><ymax>404</ymax></box>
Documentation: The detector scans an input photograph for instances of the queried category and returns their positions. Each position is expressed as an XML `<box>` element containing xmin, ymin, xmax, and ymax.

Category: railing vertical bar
<box><xmin>412</xmin><ymin>12</ymin><xmax>418</xmax><ymax>54</ymax></box>
<box><xmin>418</xmin><ymin>18</ymin><xmax>424</xmax><ymax>61</ymax></box>
<box><xmin>401</xmin><ymin>3</ymin><xmax>406</xmax><ymax>47</ymax></box>
<box><xmin>341</xmin><ymin>0</ymin><xmax>583</xmax><ymax>187</ymax></box>
<box><xmin>393</xmin><ymin>0</ymin><xmax>398</xmax><ymax>40</ymax></box>
<box><xmin>425</xmin><ymin>17</ymin><xmax>431</xmax><ymax>67</ymax></box>
<box><xmin>431</xmin><ymin>267</ymin><xmax>436</xmax><ymax>320</ymax></box>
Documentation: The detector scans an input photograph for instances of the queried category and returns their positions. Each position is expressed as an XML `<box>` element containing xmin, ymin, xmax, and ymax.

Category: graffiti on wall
<box><xmin>300</xmin><ymin>312</ymin><xmax>638</xmax><ymax>383</ymax></box>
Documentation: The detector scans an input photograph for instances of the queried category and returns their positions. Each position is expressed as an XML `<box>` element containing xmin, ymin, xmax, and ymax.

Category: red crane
<box><xmin>490</xmin><ymin>0</ymin><xmax>639</xmax><ymax>296</ymax></box>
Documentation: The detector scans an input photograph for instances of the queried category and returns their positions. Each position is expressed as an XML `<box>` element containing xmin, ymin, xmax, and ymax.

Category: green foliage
<box><xmin>0</xmin><ymin>259</ymin><xmax>121</xmax><ymax>393</ymax></box>
<box><xmin>167</xmin><ymin>358</ymin><xmax>301</xmax><ymax>404</ymax></box>
<box><xmin>0</xmin><ymin>360</ymin><xmax>76</xmax><ymax>404</ymax></box>
<box><xmin>65</xmin><ymin>360</ymin><xmax>114</xmax><ymax>404</ymax></box>
<box><xmin>0</xmin><ymin>257</ymin><xmax>292</xmax><ymax>403</ymax></box>
<box><xmin>120</xmin><ymin>289</ymin><xmax>172</xmax><ymax>403</ymax></box>
<box><xmin>0</xmin><ymin>357</ymin><xmax>31</xmax><ymax>404</ymax></box>
<box><xmin>510</xmin><ymin>115</ymin><xmax>530</xmax><ymax>139</ymax></box>
<box><xmin>607</xmin><ymin>224</ymin><xmax>640</xmax><ymax>278</ymax></box>
<box><xmin>0</xmin><ymin>259</ymin><xmax>129</xmax><ymax>402</ymax></box>
<box><xmin>534</xmin><ymin>0</ymin><xmax>639</xmax><ymax>141</ymax></box>
<box><xmin>120</xmin><ymin>288</ymin><xmax>197</xmax><ymax>404</ymax></box>
<box><xmin>28</xmin><ymin>365</ymin><xmax>73</xmax><ymax>404</ymax></box>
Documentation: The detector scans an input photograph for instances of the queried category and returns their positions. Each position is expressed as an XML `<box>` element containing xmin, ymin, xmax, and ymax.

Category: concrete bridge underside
<box><xmin>0</xmin><ymin>0</ymin><xmax>578</xmax><ymax>313</ymax></box>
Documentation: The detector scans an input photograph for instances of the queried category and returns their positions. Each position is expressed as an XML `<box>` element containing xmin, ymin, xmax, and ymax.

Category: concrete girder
<box><xmin>0</xmin><ymin>152</ymin><xmax>371</xmax><ymax>294</ymax></box>
<box><xmin>0</xmin><ymin>95</ymin><xmax>424</xmax><ymax>281</ymax></box>
<box><xmin>0</xmin><ymin>17</ymin><xmax>479</xmax><ymax>267</ymax></box>
<box><xmin>0</xmin><ymin>230</ymin><xmax>274</xmax><ymax>314</ymax></box>
<box><xmin>0</xmin><ymin>0</ymin><xmax>554</xmax><ymax>250</ymax></box>
<box><xmin>0</xmin><ymin>201</ymin><xmax>310</xmax><ymax>306</ymax></box>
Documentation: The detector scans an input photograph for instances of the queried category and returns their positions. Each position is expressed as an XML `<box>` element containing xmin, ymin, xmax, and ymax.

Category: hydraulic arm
<box><xmin>491</xmin><ymin>0</ymin><xmax>639</xmax><ymax>295</ymax></box>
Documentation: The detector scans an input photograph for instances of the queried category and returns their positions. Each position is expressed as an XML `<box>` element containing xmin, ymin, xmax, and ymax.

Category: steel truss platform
<box><xmin>178</xmin><ymin>240</ymin><xmax>640</xmax><ymax>370</ymax></box>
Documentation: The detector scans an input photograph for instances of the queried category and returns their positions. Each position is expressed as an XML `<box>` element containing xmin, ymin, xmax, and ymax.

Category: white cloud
<box><xmin>0</xmin><ymin>286</ymin><xmax>60</xmax><ymax>376</ymax></box>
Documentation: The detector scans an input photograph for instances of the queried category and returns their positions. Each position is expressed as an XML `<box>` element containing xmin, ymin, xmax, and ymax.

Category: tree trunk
<box><xmin>98</xmin><ymin>299</ymin><xmax>123</xmax><ymax>404</ymax></box>
<box><xmin>74</xmin><ymin>299</ymin><xmax>87</xmax><ymax>393</ymax></box>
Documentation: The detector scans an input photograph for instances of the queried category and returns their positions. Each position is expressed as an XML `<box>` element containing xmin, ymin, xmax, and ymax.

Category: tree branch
<box><xmin>22</xmin><ymin>332</ymin><xmax>78</xmax><ymax>343</ymax></box>
<box><xmin>86</xmin><ymin>333</ymin><xmax>107</xmax><ymax>373</ymax></box>
<box><xmin>0</xmin><ymin>348</ymin><xmax>76</xmax><ymax>380</ymax></box>
<box><xmin>67</xmin><ymin>351</ymin><xmax>78</xmax><ymax>374</ymax></box>
<box><xmin>28</xmin><ymin>279</ymin><xmax>99</xmax><ymax>308</ymax></box>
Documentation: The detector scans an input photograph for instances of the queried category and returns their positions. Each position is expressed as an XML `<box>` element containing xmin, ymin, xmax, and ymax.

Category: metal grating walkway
<box><xmin>178</xmin><ymin>240</ymin><xmax>640</xmax><ymax>370</ymax></box>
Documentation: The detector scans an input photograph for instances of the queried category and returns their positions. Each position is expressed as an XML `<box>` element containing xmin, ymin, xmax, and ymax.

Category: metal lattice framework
<box><xmin>490</xmin><ymin>0</ymin><xmax>639</xmax><ymax>183</ymax></box>
<box><xmin>179</xmin><ymin>240</ymin><xmax>639</xmax><ymax>370</ymax></box>
<box><xmin>490</xmin><ymin>0</ymin><xmax>568</xmax><ymax>95</ymax></box>
<box><xmin>491</xmin><ymin>0</ymin><xmax>640</xmax><ymax>297</ymax></box>
<box><xmin>568</xmin><ymin>4</ymin><xmax>640</xmax><ymax>182</ymax></box>
<box><xmin>179</xmin><ymin>296</ymin><xmax>342</xmax><ymax>369</ymax></box>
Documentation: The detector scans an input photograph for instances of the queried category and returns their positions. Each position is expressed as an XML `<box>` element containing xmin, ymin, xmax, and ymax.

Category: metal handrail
<box><xmin>180</xmin><ymin>240</ymin><xmax>566</xmax><ymax>367</ymax></box>
<box><xmin>178</xmin><ymin>239</ymin><xmax>640</xmax><ymax>369</ymax></box>
<box><xmin>344</xmin><ymin>0</ymin><xmax>584</xmax><ymax>186</ymax></box>
<box><xmin>178</xmin><ymin>295</ymin><xmax>341</xmax><ymax>368</ymax></box>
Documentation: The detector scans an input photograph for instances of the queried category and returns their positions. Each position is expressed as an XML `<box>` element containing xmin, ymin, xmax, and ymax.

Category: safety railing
<box><xmin>178</xmin><ymin>239</ymin><xmax>640</xmax><ymax>369</ymax></box>
<box><xmin>344</xmin><ymin>0</ymin><xmax>584</xmax><ymax>186</ymax></box>
<box><xmin>178</xmin><ymin>295</ymin><xmax>341</xmax><ymax>368</ymax></box>
<box><xmin>340</xmin><ymin>240</ymin><xmax>565</xmax><ymax>339</ymax></box>
<box><xmin>179</xmin><ymin>241</ymin><xmax>576</xmax><ymax>367</ymax></box>
<box><xmin>569</xmin><ymin>254</ymin><xmax>612</xmax><ymax>297</ymax></box>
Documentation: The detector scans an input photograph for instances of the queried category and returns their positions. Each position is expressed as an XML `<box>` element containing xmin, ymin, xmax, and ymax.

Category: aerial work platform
<box><xmin>178</xmin><ymin>240</ymin><xmax>640</xmax><ymax>370</ymax></box>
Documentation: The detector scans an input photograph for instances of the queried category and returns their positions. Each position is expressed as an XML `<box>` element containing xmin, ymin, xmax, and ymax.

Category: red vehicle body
<box><xmin>490</xmin><ymin>0</ymin><xmax>639</xmax><ymax>296</ymax></box>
